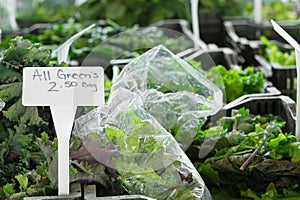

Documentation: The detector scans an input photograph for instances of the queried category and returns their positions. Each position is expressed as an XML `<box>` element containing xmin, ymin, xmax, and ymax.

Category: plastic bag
<box><xmin>73</xmin><ymin>88</ymin><xmax>211</xmax><ymax>199</ymax></box>
<box><xmin>110</xmin><ymin>45</ymin><xmax>223</xmax><ymax>150</ymax></box>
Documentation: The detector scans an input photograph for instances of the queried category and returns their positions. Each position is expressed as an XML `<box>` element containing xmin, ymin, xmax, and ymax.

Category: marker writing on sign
<box><xmin>32</xmin><ymin>69</ymin><xmax>99</xmax><ymax>92</ymax></box>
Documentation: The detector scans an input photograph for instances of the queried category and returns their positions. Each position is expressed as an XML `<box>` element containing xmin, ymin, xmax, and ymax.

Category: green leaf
<box><xmin>0</xmin><ymin>65</ymin><xmax>22</xmax><ymax>83</ymax></box>
<box><xmin>261</xmin><ymin>182</ymin><xmax>278</xmax><ymax>200</ymax></box>
<box><xmin>20</xmin><ymin>106</ymin><xmax>46</xmax><ymax>126</ymax></box>
<box><xmin>15</xmin><ymin>174</ymin><xmax>29</xmax><ymax>191</ymax></box>
<box><xmin>3</xmin><ymin>183</ymin><xmax>15</xmax><ymax>197</ymax></box>
<box><xmin>3</xmin><ymin>98</ymin><xmax>25</xmax><ymax>122</ymax></box>
<box><xmin>0</xmin><ymin>82</ymin><xmax>22</xmax><ymax>102</ymax></box>
<box><xmin>268</xmin><ymin>133</ymin><xmax>287</xmax><ymax>149</ymax></box>
<box><xmin>105</xmin><ymin>125</ymin><xmax>125</xmax><ymax>141</ymax></box>
<box><xmin>198</xmin><ymin>163</ymin><xmax>220</xmax><ymax>186</ymax></box>
<box><xmin>240</xmin><ymin>188</ymin><xmax>260</xmax><ymax>200</ymax></box>
<box><xmin>11</xmin><ymin>132</ymin><xmax>33</xmax><ymax>152</ymax></box>
<box><xmin>289</xmin><ymin>142</ymin><xmax>300</xmax><ymax>162</ymax></box>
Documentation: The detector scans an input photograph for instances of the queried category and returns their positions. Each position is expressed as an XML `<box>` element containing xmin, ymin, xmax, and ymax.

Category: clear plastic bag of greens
<box><xmin>72</xmin><ymin>88</ymin><xmax>211</xmax><ymax>200</ymax></box>
<box><xmin>110</xmin><ymin>45</ymin><xmax>223</xmax><ymax>150</ymax></box>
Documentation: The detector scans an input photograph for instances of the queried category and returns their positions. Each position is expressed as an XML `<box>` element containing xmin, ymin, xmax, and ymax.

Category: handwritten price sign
<box><xmin>22</xmin><ymin>66</ymin><xmax>104</xmax><ymax>195</ymax></box>
<box><xmin>23</xmin><ymin>67</ymin><xmax>103</xmax><ymax>106</ymax></box>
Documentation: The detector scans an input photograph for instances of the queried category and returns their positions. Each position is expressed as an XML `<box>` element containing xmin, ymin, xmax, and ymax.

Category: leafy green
<box><xmin>78</xmin><ymin>0</ymin><xmax>190</xmax><ymax>27</ymax></box>
<box><xmin>0</xmin><ymin>37</ymin><xmax>62</xmax><ymax>198</ymax></box>
<box><xmin>72</xmin><ymin>110</ymin><xmax>205</xmax><ymax>199</ymax></box>
<box><xmin>245</xmin><ymin>0</ymin><xmax>297</xmax><ymax>21</ymax></box>
<box><xmin>190</xmin><ymin>108</ymin><xmax>300</xmax><ymax>199</ymax></box>
<box><xmin>260</xmin><ymin>35</ymin><xmax>296</xmax><ymax>66</ymax></box>
<box><xmin>206</xmin><ymin>65</ymin><xmax>265</xmax><ymax>102</ymax></box>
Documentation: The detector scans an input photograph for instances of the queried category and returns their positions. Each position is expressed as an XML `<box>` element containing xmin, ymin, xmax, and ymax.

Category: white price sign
<box><xmin>23</xmin><ymin>67</ymin><xmax>103</xmax><ymax>106</ymax></box>
<box><xmin>22</xmin><ymin>67</ymin><xmax>104</xmax><ymax>195</ymax></box>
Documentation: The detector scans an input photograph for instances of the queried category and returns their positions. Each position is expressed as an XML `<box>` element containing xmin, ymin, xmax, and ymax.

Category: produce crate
<box><xmin>186</xmin><ymin>47</ymin><xmax>238</xmax><ymax>70</ymax></box>
<box><xmin>224</xmin><ymin>19</ymin><xmax>300</xmax><ymax>66</ymax></box>
<box><xmin>150</xmin><ymin>19</ymin><xmax>192</xmax><ymax>35</ymax></box>
<box><xmin>199</xmin><ymin>10</ymin><xmax>227</xmax><ymax>47</ymax></box>
<box><xmin>255</xmin><ymin>55</ymin><xmax>297</xmax><ymax>100</ymax></box>
<box><xmin>185</xmin><ymin>48</ymin><xmax>281</xmax><ymax>105</ymax></box>
<box><xmin>150</xmin><ymin>19</ymin><xmax>209</xmax><ymax>50</ymax></box>
<box><xmin>215</xmin><ymin>95</ymin><xmax>296</xmax><ymax>134</ymax></box>
<box><xmin>188</xmin><ymin>95</ymin><xmax>296</xmax><ymax>160</ymax></box>
<box><xmin>187</xmin><ymin>95</ymin><xmax>297</xmax><ymax>199</ymax></box>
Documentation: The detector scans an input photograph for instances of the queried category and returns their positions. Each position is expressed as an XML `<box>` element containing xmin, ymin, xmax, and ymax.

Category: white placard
<box><xmin>22</xmin><ymin>66</ymin><xmax>104</xmax><ymax>195</ymax></box>
<box><xmin>254</xmin><ymin>0</ymin><xmax>262</xmax><ymax>24</ymax></box>
<box><xmin>191</xmin><ymin>0</ymin><xmax>200</xmax><ymax>48</ymax></box>
<box><xmin>23</xmin><ymin>67</ymin><xmax>103</xmax><ymax>106</ymax></box>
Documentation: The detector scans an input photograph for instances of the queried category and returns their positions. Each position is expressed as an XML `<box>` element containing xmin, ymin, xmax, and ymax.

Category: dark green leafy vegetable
<box><xmin>0</xmin><ymin>36</ymin><xmax>60</xmax><ymax>126</ymax></box>
<box><xmin>190</xmin><ymin>108</ymin><xmax>300</xmax><ymax>199</ymax></box>
<box><xmin>0</xmin><ymin>37</ymin><xmax>63</xmax><ymax>198</ymax></box>
<box><xmin>260</xmin><ymin>35</ymin><xmax>296</xmax><ymax>66</ymax></box>
<box><xmin>245</xmin><ymin>0</ymin><xmax>297</xmax><ymax>21</ymax></box>
<box><xmin>206</xmin><ymin>65</ymin><xmax>265</xmax><ymax>102</ymax></box>
<box><xmin>72</xmin><ymin>110</ymin><xmax>206</xmax><ymax>199</ymax></box>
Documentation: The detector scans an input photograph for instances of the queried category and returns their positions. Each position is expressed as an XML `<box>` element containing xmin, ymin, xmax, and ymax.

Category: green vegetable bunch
<box><xmin>72</xmin><ymin>109</ymin><xmax>206</xmax><ymax>199</ymax></box>
<box><xmin>245</xmin><ymin>0</ymin><xmax>297</xmax><ymax>21</ymax></box>
<box><xmin>0</xmin><ymin>36</ymin><xmax>60</xmax><ymax>129</ymax></box>
<box><xmin>191</xmin><ymin>108</ymin><xmax>300</xmax><ymax>199</ymax></box>
<box><xmin>1</xmin><ymin>20</ymin><xmax>126</xmax><ymax>60</ymax></box>
<box><xmin>0</xmin><ymin>36</ymin><xmax>115</xmax><ymax>198</ymax></box>
<box><xmin>260</xmin><ymin>35</ymin><xmax>296</xmax><ymax>66</ymax></box>
<box><xmin>206</xmin><ymin>65</ymin><xmax>265</xmax><ymax>102</ymax></box>
<box><xmin>0</xmin><ymin>37</ymin><xmax>62</xmax><ymax>198</ymax></box>
<box><xmin>77</xmin><ymin>0</ymin><xmax>190</xmax><ymax>27</ymax></box>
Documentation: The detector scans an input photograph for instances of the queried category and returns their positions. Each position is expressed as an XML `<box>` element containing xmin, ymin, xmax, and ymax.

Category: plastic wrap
<box><xmin>73</xmin><ymin>88</ymin><xmax>211</xmax><ymax>199</ymax></box>
<box><xmin>110</xmin><ymin>45</ymin><xmax>223</xmax><ymax>150</ymax></box>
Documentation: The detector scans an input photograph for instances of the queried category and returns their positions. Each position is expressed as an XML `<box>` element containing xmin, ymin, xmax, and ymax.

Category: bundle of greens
<box><xmin>0</xmin><ymin>36</ymin><xmax>116</xmax><ymax>199</ymax></box>
<box><xmin>205</xmin><ymin>65</ymin><xmax>265</xmax><ymax>102</ymax></box>
<box><xmin>111</xmin><ymin>45</ymin><xmax>223</xmax><ymax>150</ymax></box>
<box><xmin>189</xmin><ymin>108</ymin><xmax>300</xmax><ymax>199</ymax></box>
<box><xmin>0</xmin><ymin>20</ymin><xmax>126</xmax><ymax>60</ymax></box>
<box><xmin>0</xmin><ymin>37</ymin><xmax>61</xmax><ymax>199</ymax></box>
<box><xmin>77</xmin><ymin>0</ymin><xmax>190</xmax><ymax>27</ymax></box>
<box><xmin>71</xmin><ymin>88</ymin><xmax>209</xmax><ymax>199</ymax></box>
<box><xmin>260</xmin><ymin>35</ymin><xmax>296</xmax><ymax>66</ymax></box>
<box><xmin>0</xmin><ymin>36</ymin><xmax>61</xmax><ymax>136</ymax></box>
<box><xmin>245</xmin><ymin>0</ymin><xmax>297</xmax><ymax>21</ymax></box>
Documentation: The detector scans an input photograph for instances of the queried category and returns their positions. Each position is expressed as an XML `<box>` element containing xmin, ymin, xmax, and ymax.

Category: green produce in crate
<box><xmin>260</xmin><ymin>35</ymin><xmax>296</xmax><ymax>66</ymax></box>
<box><xmin>245</xmin><ymin>0</ymin><xmax>297</xmax><ymax>21</ymax></box>
<box><xmin>207</xmin><ymin>65</ymin><xmax>265</xmax><ymax>102</ymax></box>
<box><xmin>190</xmin><ymin>108</ymin><xmax>300</xmax><ymax>199</ymax></box>
<box><xmin>1</xmin><ymin>20</ymin><xmax>193</xmax><ymax>62</ymax></box>
<box><xmin>0</xmin><ymin>36</ymin><xmax>116</xmax><ymax>199</ymax></box>
<box><xmin>71</xmin><ymin>106</ymin><xmax>209</xmax><ymax>199</ymax></box>
<box><xmin>0</xmin><ymin>37</ymin><xmax>61</xmax><ymax>198</ymax></box>
<box><xmin>188</xmin><ymin>62</ymin><xmax>266</xmax><ymax>102</ymax></box>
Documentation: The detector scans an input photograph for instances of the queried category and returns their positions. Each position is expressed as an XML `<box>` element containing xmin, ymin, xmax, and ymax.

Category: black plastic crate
<box><xmin>199</xmin><ymin>10</ymin><xmax>227</xmax><ymax>47</ymax></box>
<box><xmin>186</xmin><ymin>47</ymin><xmax>238</xmax><ymax>70</ymax></box>
<box><xmin>185</xmin><ymin>48</ymin><xmax>281</xmax><ymax>105</ymax></box>
<box><xmin>215</xmin><ymin>95</ymin><xmax>296</xmax><ymax>134</ymax></box>
<box><xmin>224</xmin><ymin>19</ymin><xmax>300</xmax><ymax>66</ymax></box>
<box><xmin>255</xmin><ymin>55</ymin><xmax>297</xmax><ymax>100</ymax></box>
<box><xmin>150</xmin><ymin>19</ymin><xmax>192</xmax><ymax>35</ymax></box>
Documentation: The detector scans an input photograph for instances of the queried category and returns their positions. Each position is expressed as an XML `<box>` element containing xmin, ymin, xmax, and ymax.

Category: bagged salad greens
<box><xmin>73</xmin><ymin>88</ymin><xmax>211</xmax><ymax>199</ymax></box>
<box><xmin>111</xmin><ymin>45</ymin><xmax>223</xmax><ymax>150</ymax></box>
<box><xmin>72</xmin><ymin>45</ymin><xmax>222</xmax><ymax>199</ymax></box>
